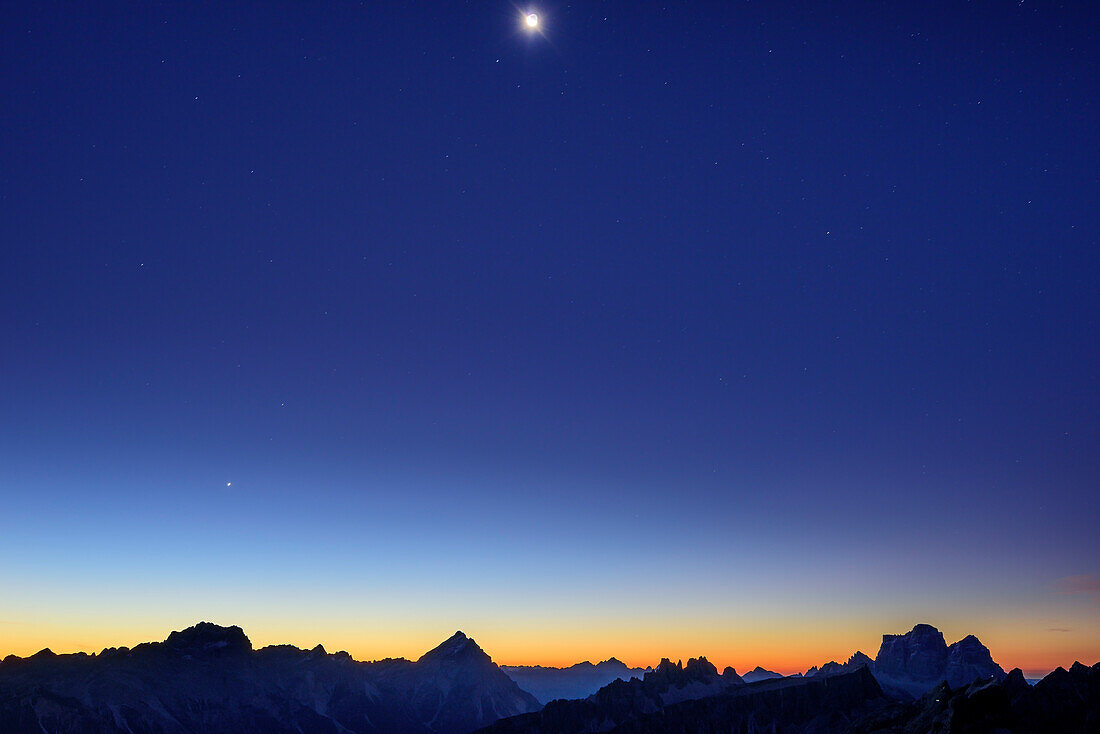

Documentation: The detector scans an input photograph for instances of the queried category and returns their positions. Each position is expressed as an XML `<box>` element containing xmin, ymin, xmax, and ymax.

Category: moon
<box><xmin>525</xmin><ymin>13</ymin><xmax>539</xmax><ymax>29</ymax></box>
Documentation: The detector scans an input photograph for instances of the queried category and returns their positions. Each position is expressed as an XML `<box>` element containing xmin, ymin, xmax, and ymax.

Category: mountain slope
<box><xmin>0</xmin><ymin>623</ymin><xmax>539</xmax><ymax>734</ymax></box>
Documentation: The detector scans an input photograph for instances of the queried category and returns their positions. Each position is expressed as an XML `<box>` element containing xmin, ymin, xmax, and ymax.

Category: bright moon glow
<box><xmin>525</xmin><ymin>13</ymin><xmax>539</xmax><ymax>29</ymax></box>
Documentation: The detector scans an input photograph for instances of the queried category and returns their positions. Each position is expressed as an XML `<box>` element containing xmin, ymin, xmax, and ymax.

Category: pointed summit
<box><xmin>742</xmin><ymin>665</ymin><xmax>784</xmax><ymax>683</ymax></box>
<box><xmin>418</xmin><ymin>630</ymin><xmax>492</xmax><ymax>665</ymax></box>
<box><xmin>1003</xmin><ymin>667</ymin><xmax>1030</xmax><ymax>694</ymax></box>
<box><xmin>945</xmin><ymin>633</ymin><xmax>1005</xmax><ymax>687</ymax></box>
<box><xmin>413</xmin><ymin>631</ymin><xmax>541</xmax><ymax>727</ymax></box>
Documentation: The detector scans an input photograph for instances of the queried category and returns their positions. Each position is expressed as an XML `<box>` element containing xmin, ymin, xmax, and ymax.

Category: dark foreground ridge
<box><xmin>0</xmin><ymin>623</ymin><xmax>539</xmax><ymax>734</ymax></box>
<box><xmin>479</xmin><ymin>668</ymin><xmax>888</xmax><ymax>733</ymax></box>
<box><xmin>479</xmin><ymin>662</ymin><xmax>1100</xmax><ymax>734</ymax></box>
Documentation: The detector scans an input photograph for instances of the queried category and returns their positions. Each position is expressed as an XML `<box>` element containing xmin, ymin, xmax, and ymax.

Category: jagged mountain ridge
<box><xmin>844</xmin><ymin>661</ymin><xmax>1100</xmax><ymax>733</ymax></box>
<box><xmin>0</xmin><ymin>623</ymin><xmax>539</xmax><ymax>734</ymax></box>
<box><xmin>0</xmin><ymin>621</ymin><xmax>1076</xmax><ymax>733</ymax></box>
<box><xmin>499</xmin><ymin>658</ymin><xmax>649</xmax><ymax>705</ymax></box>
<box><xmin>480</xmin><ymin>667</ymin><xmax>891</xmax><ymax>733</ymax></box>
<box><xmin>481</xmin><ymin>662</ymin><xmax>1100</xmax><ymax>734</ymax></box>
<box><xmin>483</xmin><ymin>656</ymin><xmax>745</xmax><ymax>733</ymax></box>
<box><xmin>789</xmin><ymin>624</ymin><xmax>1005</xmax><ymax>699</ymax></box>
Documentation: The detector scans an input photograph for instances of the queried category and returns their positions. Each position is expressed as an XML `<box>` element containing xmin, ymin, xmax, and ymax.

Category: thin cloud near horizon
<box><xmin>1055</xmin><ymin>574</ymin><xmax>1100</xmax><ymax>603</ymax></box>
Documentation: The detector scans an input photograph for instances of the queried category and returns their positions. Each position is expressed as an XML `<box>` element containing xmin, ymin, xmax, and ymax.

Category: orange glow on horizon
<box><xmin>2</xmin><ymin>619</ymin><xmax>1096</xmax><ymax>680</ymax></box>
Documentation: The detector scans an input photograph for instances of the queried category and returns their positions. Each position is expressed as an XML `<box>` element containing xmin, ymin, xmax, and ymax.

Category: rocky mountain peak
<box><xmin>721</xmin><ymin>666</ymin><xmax>745</xmax><ymax>685</ymax></box>
<box><xmin>683</xmin><ymin>656</ymin><xmax>719</xmax><ymax>678</ymax></box>
<box><xmin>418</xmin><ymin>630</ymin><xmax>492</xmax><ymax>666</ymax></box>
<box><xmin>1069</xmin><ymin>661</ymin><xmax>1092</xmax><ymax>676</ymax></box>
<box><xmin>944</xmin><ymin>631</ymin><xmax>1005</xmax><ymax>687</ymax></box>
<box><xmin>163</xmin><ymin>622</ymin><xmax>252</xmax><ymax>656</ymax></box>
<box><xmin>875</xmin><ymin>623</ymin><xmax>949</xmax><ymax>682</ymax></box>
<box><xmin>847</xmin><ymin>651</ymin><xmax>874</xmax><ymax>668</ymax></box>
<box><xmin>822</xmin><ymin>661</ymin><xmax>844</xmax><ymax>674</ymax></box>
<box><xmin>873</xmin><ymin>623</ymin><xmax>1004</xmax><ymax>697</ymax></box>
<box><xmin>654</xmin><ymin>658</ymin><xmax>680</xmax><ymax>674</ymax></box>
<box><xmin>742</xmin><ymin>665</ymin><xmax>784</xmax><ymax>683</ymax></box>
<box><xmin>909</xmin><ymin>622</ymin><xmax>943</xmax><ymax>637</ymax></box>
<box><xmin>641</xmin><ymin>655</ymin><xmax>730</xmax><ymax>700</ymax></box>
<box><xmin>1002</xmin><ymin>667</ymin><xmax>1030</xmax><ymax>694</ymax></box>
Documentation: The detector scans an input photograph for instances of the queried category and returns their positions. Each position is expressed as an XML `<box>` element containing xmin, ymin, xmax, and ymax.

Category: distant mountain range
<box><xmin>483</xmin><ymin>623</ymin><xmax>1098</xmax><ymax>733</ymax></box>
<box><xmin>499</xmin><ymin>658</ymin><xmax>648</xmax><ymax>704</ymax></box>
<box><xmin>484</xmin><ymin>656</ymin><xmax>746</xmax><ymax>733</ymax></box>
<box><xmin>740</xmin><ymin>665</ymin><xmax>784</xmax><ymax>683</ymax></box>
<box><xmin>481</xmin><ymin>667</ymin><xmax>889</xmax><ymax>733</ymax></box>
<box><xmin>480</xmin><ymin>662</ymin><xmax>1100</xmax><ymax>734</ymax></box>
<box><xmin>0</xmin><ymin>622</ymin><xmax>1096</xmax><ymax>733</ymax></box>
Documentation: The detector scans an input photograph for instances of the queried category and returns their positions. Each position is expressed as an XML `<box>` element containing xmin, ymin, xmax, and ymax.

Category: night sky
<box><xmin>2</xmin><ymin>1</ymin><xmax>1098</xmax><ymax>675</ymax></box>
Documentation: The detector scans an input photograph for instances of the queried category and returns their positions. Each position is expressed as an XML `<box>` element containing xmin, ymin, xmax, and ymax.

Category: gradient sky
<box><xmin>1</xmin><ymin>1</ymin><xmax>1097</xmax><ymax>677</ymax></box>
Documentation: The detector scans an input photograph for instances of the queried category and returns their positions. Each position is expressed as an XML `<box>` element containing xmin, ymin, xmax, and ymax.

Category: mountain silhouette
<box><xmin>481</xmin><ymin>662</ymin><xmax>1100</xmax><ymax>733</ymax></box>
<box><xmin>790</xmin><ymin>624</ymin><xmax>1005</xmax><ymax>699</ymax></box>
<box><xmin>0</xmin><ymin>623</ymin><xmax>538</xmax><ymax>734</ymax></box>
<box><xmin>740</xmin><ymin>665</ymin><xmax>783</xmax><ymax>683</ymax></box>
<box><xmin>1</xmin><ymin>621</ymin><xmax>1093</xmax><ymax>733</ymax></box>
<box><xmin>872</xmin><ymin>623</ymin><xmax>1006</xmax><ymax>697</ymax></box>
<box><xmin>480</xmin><ymin>667</ymin><xmax>888</xmax><ymax>733</ymax></box>
<box><xmin>499</xmin><ymin>658</ymin><xmax>649</xmax><ymax>704</ymax></box>
<box><xmin>485</xmin><ymin>656</ymin><xmax>745</xmax><ymax>733</ymax></box>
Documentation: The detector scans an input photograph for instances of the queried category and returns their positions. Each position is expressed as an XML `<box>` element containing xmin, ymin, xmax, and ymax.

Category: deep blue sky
<box><xmin>1</xmin><ymin>1</ymin><xmax>1098</xmax><ymax>671</ymax></box>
